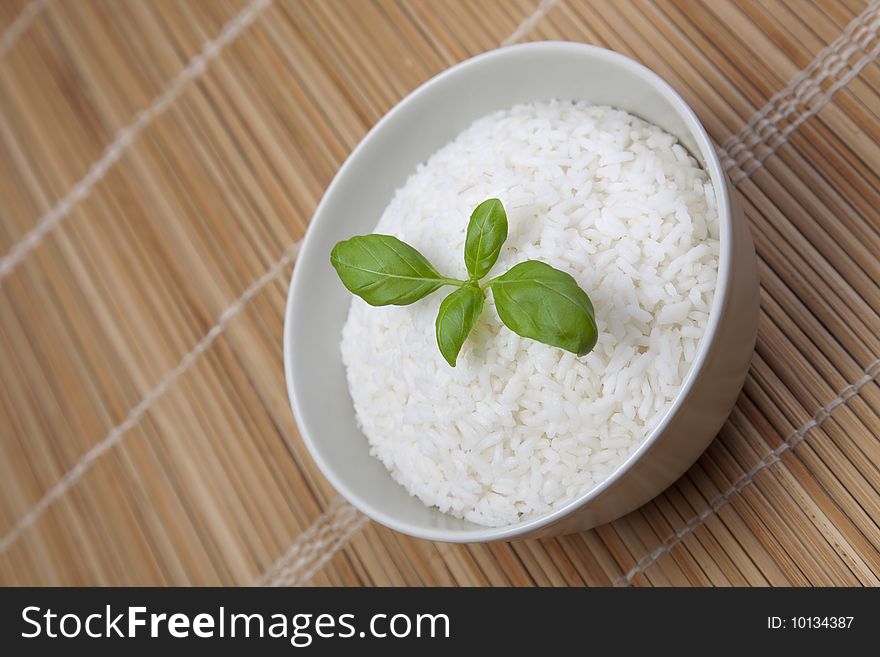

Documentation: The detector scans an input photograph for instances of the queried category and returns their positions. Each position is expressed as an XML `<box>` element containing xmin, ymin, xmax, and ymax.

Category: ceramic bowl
<box><xmin>284</xmin><ymin>42</ymin><xmax>759</xmax><ymax>542</ymax></box>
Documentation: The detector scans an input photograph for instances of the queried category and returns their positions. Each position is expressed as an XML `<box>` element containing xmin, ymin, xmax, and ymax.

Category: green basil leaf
<box><xmin>330</xmin><ymin>234</ymin><xmax>447</xmax><ymax>306</ymax></box>
<box><xmin>464</xmin><ymin>198</ymin><xmax>508</xmax><ymax>280</ymax></box>
<box><xmin>435</xmin><ymin>285</ymin><xmax>484</xmax><ymax>367</ymax></box>
<box><xmin>489</xmin><ymin>260</ymin><xmax>597</xmax><ymax>356</ymax></box>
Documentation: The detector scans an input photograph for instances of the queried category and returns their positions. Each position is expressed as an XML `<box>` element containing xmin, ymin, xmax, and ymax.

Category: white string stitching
<box><xmin>722</xmin><ymin>1</ymin><xmax>879</xmax><ymax>159</ymax></box>
<box><xmin>0</xmin><ymin>0</ymin><xmax>45</xmax><ymax>57</ymax></box>
<box><xmin>616</xmin><ymin>358</ymin><xmax>880</xmax><ymax>585</ymax></box>
<box><xmin>719</xmin><ymin>1</ymin><xmax>880</xmax><ymax>183</ymax></box>
<box><xmin>0</xmin><ymin>0</ymin><xmax>272</xmax><ymax>280</ymax></box>
<box><xmin>0</xmin><ymin>240</ymin><xmax>300</xmax><ymax>553</ymax></box>
<box><xmin>501</xmin><ymin>0</ymin><xmax>557</xmax><ymax>47</ymax></box>
<box><xmin>289</xmin><ymin>514</ymin><xmax>369</xmax><ymax>586</ymax></box>
<box><xmin>255</xmin><ymin>499</ymin><xmax>368</xmax><ymax>587</ymax></box>
<box><xmin>255</xmin><ymin>497</ymin><xmax>347</xmax><ymax>585</ymax></box>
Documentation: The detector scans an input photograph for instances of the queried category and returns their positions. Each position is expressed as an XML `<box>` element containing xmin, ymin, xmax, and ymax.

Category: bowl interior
<box><xmin>285</xmin><ymin>42</ymin><xmax>727</xmax><ymax>541</ymax></box>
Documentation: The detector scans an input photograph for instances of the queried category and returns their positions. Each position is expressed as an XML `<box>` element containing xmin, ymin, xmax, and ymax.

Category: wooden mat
<box><xmin>1</xmin><ymin>0</ymin><xmax>878</xmax><ymax>587</ymax></box>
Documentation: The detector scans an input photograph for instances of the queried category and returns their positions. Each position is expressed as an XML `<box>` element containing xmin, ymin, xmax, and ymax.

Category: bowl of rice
<box><xmin>284</xmin><ymin>42</ymin><xmax>759</xmax><ymax>541</ymax></box>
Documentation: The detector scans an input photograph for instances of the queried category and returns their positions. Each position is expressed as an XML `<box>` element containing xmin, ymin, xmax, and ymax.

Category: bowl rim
<box><xmin>284</xmin><ymin>41</ymin><xmax>733</xmax><ymax>542</ymax></box>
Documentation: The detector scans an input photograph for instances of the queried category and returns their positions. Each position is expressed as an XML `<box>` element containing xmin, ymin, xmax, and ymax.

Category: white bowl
<box><xmin>284</xmin><ymin>42</ymin><xmax>759</xmax><ymax>542</ymax></box>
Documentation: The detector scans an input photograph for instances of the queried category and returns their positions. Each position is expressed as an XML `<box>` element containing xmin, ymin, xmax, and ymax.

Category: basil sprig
<box><xmin>330</xmin><ymin>199</ymin><xmax>598</xmax><ymax>366</ymax></box>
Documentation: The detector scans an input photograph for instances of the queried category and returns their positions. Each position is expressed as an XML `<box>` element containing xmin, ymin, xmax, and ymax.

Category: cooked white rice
<box><xmin>341</xmin><ymin>100</ymin><xmax>720</xmax><ymax>527</ymax></box>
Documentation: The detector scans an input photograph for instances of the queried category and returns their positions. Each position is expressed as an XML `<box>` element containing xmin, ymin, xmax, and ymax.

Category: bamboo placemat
<box><xmin>0</xmin><ymin>0</ymin><xmax>878</xmax><ymax>587</ymax></box>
